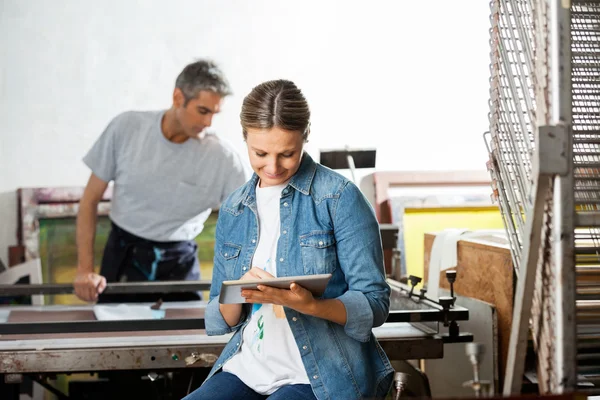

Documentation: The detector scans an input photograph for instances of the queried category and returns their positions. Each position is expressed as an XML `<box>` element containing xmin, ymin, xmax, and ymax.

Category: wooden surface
<box><xmin>424</xmin><ymin>232</ymin><xmax>514</xmax><ymax>385</ymax></box>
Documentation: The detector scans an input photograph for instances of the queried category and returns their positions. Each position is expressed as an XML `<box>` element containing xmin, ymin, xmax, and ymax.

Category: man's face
<box><xmin>245</xmin><ymin>126</ymin><xmax>305</xmax><ymax>187</ymax></box>
<box><xmin>174</xmin><ymin>89</ymin><xmax>222</xmax><ymax>139</ymax></box>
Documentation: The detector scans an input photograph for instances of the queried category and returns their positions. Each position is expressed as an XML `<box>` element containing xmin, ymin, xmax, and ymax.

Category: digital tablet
<box><xmin>219</xmin><ymin>273</ymin><xmax>332</xmax><ymax>304</ymax></box>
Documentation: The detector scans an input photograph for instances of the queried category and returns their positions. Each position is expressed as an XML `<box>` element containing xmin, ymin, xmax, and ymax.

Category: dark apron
<box><xmin>98</xmin><ymin>221</ymin><xmax>202</xmax><ymax>303</ymax></box>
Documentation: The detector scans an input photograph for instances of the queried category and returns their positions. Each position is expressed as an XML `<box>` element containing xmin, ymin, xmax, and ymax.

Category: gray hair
<box><xmin>240</xmin><ymin>80</ymin><xmax>311</xmax><ymax>141</ymax></box>
<box><xmin>175</xmin><ymin>60</ymin><xmax>232</xmax><ymax>105</ymax></box>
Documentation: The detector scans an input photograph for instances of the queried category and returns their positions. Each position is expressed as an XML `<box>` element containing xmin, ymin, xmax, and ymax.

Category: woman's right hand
<box><xmin>219</xmin><ymin>267</ymin><xmax>273</xmax><ymax>327</ymax></box>
<box><xmin>240</xmin><ymin>267</ymin><xmax>274</xmax><ymax>281</ymax></box>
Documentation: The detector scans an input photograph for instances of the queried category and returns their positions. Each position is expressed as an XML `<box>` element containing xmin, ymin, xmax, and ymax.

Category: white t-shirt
<box><xmin>223</xmin><ymin>182</ymin><xmax>310</xmax><ymax>394</ymax></box>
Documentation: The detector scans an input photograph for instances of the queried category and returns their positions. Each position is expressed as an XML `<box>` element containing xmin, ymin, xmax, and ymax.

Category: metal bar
<box><xmin>577</xmin><ymin>212</ymin><xmax>600</xmax><ymax>227</ymax></box>
<box><xmin>553</xmin><ymin>0</ymin><xmax>577</xmax><ymax>392</ymax></box>
<box><xmin>0</xmin><ymin>280</ymin><xmax>212</xmax><ymax>296</ymax></box>
<box><xmin>0</xmin><ymin>307</ymin><xmax>467</xmax><ymax>336</ymax></box>
<box><xmin>0</xmin><ymin>318</ymin><xmax>206</xmax><ymax>335</ymax></box>
<box><xmin>386</xmin><ymin>308</ymin><xmax>469</xmax><ymax>324</ymax></box>
<box><xmin>503</xmin><ymin>123</ymin><xmax>569</xmax><ymax>394</ymax></box>
<box><xmin>0</xmin><ymin>337</ymin><xmax>447</xmax><ymax>374</ymax></box>
<box><xmin>0</xmin><ymin>345</ymin><xmax>225</xmax><ymax>373</ymax></box>
<box><xmin>503</xmin><ymin>175</ymin><xmax>552</xmax><ymax>395</ymax></box>
<box><xmin>31</xmin><ymin>378</ymin><xmax>69</xmax><ymax>400</ymax></box>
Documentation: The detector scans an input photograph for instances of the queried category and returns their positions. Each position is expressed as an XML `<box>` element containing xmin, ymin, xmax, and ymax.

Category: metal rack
<box><xmin>487</xmin><ymin>0</ymin><xmax>600</xmax><ymax>395</ymax></box>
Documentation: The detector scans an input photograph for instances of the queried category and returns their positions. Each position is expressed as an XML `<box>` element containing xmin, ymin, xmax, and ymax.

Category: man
<box><xmin>74</xmin><ymin>60</ymin><xmax>246</xmax><ymax>303</ymax></box>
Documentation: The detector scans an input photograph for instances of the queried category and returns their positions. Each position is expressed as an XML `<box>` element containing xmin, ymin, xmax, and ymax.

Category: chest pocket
<box><xmin>219</xmin><ymin>242</ymin><xmax>242</xmax><ymax>280</ymax></box>
<box><xmin>299</xmin><ymin>231</ymin><xmax>337</xmax><ymax>275</ymax></box>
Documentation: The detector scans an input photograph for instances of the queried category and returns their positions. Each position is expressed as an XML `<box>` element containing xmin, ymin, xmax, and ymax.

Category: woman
<box><xmin>185</xmin><ymin>80</ymin><xmax>394</xmax><ymax>400</ymax></box>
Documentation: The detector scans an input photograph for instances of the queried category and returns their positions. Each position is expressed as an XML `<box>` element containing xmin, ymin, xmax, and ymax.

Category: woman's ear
<box><xmin>304</xmin><ymin>122</ymin><xmax>311</xmax><ymax>143</ymax></box>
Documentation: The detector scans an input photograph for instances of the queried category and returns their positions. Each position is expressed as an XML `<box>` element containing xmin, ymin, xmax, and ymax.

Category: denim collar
<box><xmin>288</xmin><ymin>152</ymin><xmax>317</xmax><ymax>195</ymax></box>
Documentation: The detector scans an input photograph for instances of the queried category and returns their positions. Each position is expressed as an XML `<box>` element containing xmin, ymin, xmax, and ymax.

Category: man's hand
<box><xmin>74</xmin><ymin>271</ymin><xmax>107</xmax><ymax>302</ymax></box>
<box><xmin>242</xmin><ymin>281</ymin><xmax>316</xmax><ymax>315</ymax></box>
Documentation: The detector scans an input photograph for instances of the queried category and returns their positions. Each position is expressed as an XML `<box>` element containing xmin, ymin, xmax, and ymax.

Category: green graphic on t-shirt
<box><xmin>257</xmin><ymin>315</ymin><xmax>264</xmax><ymax>340</ymax></box>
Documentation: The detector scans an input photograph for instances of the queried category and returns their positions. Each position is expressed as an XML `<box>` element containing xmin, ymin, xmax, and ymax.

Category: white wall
<box><xmin>0</xmin><ymin>0</ymin><xmax>492</xmax><ymax>264</ymax></box>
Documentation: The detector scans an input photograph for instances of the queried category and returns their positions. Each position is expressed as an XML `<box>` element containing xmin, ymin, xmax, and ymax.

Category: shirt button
<box><xmin>283</xmin><ymin>202</ymin><xmax>289</xmax><ymax>207</ymax></box>
<box><xmin>302</xmin><ymin>345</ymin><xmax>307</xmax><ymax>350</ymax></box>
<box><xmin>292</xmin><ymin>317</ymin><xmax>297</xmax><ymax>321</ymax></box>
<box><xmin>224</xmin><ymin>253</ymin><xmax>228</xmax><ymax>257</ymax></box>
<box><xmin>252</xmin><ymin>239</ymin><xmax>256</xmax><ymax>243</ymax></box>
<box><xmin>283</xmin><ymin>189</ymin><xmax>288</xmax><ymax>194</ymax></box>
<box><xmin>283</xmin><ymin>230</ymin><xmax>287</xmax><ymax>235</ymax></box>
<box><xmin>236</xmin><ymin>343</ymin><xmax>240</xmax><ymax>346</ymax></box>
<box><xmin>318</xmin><ymin>241</ymin><xmax>324</xmax><ymax>246</ymax></box>
<box><xmin>242</xmin><ymin>266</ymin><xmax>247</xmax><ymax>271</ymax></box>
<box><xmin>279</xmin><ymin>258</ymin><xmax>284</xmax><ymax>262</ymax></box>
<box><xmin>313</xmin><ymin>375</ymin><xmax>318</xmax><ymax>380</ymax></box>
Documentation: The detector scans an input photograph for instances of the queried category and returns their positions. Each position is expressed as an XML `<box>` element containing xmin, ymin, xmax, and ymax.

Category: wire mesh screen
<box><xmin>487</xmin><ymin>0</ymin><xmax>537</xmax><ymax>273</ymax></box>
<box><xmin>573</xmin><ymin>3</ymin><xmax>600</xmax><ymax>212</ymax></box>
<box><xmin>488</xmin><ymin>0</ymin><xmax>600</xmax><ymax>393</ymax></box>
<box><xmin>572</xmin><ymin>1</ymin><xmax>600</xmax><ymax>392</ymax></box>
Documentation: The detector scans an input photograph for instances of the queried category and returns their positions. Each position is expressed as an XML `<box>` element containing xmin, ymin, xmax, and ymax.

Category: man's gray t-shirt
<box><xmin>83</xmin><ymin>110</ymin><xmax>247</xmax><ymax>242</ymax></box>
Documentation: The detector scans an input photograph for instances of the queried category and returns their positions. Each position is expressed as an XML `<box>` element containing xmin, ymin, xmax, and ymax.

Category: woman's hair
<box><xmin>240</xmin><ymin>80</ymin><xmax>311</xmax><ymax>141</ymax></box>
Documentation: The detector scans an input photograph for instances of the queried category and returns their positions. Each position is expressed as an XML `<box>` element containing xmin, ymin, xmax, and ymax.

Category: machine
<box><xmin>0</xmin><ymin>274</ymin><xmax>472</xmax><ymax>399</ymax></box>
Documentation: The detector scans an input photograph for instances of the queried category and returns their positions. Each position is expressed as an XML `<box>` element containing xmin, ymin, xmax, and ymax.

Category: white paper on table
<box><xmin>0</xmin><ymin>309</ymin><xmax>10</xmax><ymax>323</ymax></box>
<box><xmin>93</xmin><ymin>304</ymin><xmax>166</xmax><ymax>321</ymax></box>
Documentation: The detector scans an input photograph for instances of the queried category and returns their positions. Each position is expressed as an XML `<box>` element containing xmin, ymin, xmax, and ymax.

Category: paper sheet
<box><xmin>93</xmin><ymin>304</ymin><xmax>166</xmax><ymax>321</ymax></box>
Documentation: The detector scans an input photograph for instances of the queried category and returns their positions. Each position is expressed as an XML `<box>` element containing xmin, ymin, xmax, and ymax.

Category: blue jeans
<box><xmin>182</xmin><ymin>371</ymin><xmax>317</xmax><ymax>400</ymax></box>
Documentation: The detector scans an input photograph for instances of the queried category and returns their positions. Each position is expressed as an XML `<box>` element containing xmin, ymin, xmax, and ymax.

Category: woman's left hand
<box><xmin>242</xmin><ymin>282</ymin><xmax>316</xmax><ymax>315</ymax></box>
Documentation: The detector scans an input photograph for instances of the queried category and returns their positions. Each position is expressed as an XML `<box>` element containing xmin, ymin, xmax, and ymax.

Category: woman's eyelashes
<box><xmin>254</xmin><ymin>152</ymin><xmax>294</xmax><ymax>158</ymax></box>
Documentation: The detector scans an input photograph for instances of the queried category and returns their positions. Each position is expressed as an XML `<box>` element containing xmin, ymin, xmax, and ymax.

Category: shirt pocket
<box><xmin>219</xmin><ymin>242</ymin><xmax>242</xmax><ymax>280</ymax></box>
<box><xmin>299</xmin><ymin>231</ymin><xmax>337</xmax><ymax>275</ymax></box>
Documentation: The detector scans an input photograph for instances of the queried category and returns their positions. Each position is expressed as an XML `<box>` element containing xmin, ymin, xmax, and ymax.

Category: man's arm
<box><xmin>74</xmin><ymin>173</ymin><xmax>109</xmax><ymax>302</ymax></box>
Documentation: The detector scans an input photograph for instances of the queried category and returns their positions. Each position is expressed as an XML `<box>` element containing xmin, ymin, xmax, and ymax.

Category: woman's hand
<box><xmin>219</xmin><ymin>267</ymin><xmax>275</xmax><ymax>327</ymax></box>
<box><xmin>242</xmin><ymin>282</ymin><xmax>316</xmax><ymax>315</ymax></box>
<box><xmin>240</xmin><ymin>267</ymin><xmax>274</xmax><ymax>281</ymax></box>
<box><xmin>241</xmin><ymin>271</ymin><xmax>347</xmax><ymax>324</ymax></box>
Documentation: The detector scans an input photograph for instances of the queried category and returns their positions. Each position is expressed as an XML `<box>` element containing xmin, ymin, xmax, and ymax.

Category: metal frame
<box><xmin>551</xmin><ymin>0</ymin><xmax>577</xmax><ymax>392</ymax></box>
<box><xmin>0</xmin><ymin>281</ymin><xmax>472</xmax><ymax>373</ymax></box>
<box><xmin>0</xmin><ymin>280</ymin><xmax>211</xmax><ymax>296</ymax></box>
<box><xmin>0</xmin><ymin>307</ymin><xmax>469</xmax><ymax>336</ymax></box>
<box><xmin>0</xmin><ymin>337</ymin><xmax>446</xmax><ymax>374</ymax></box>
<box><xmin>487</xmin><ymin>0</ymin><xmax>587</xmax><ymax>394</ymax></box>
<box><xmin>0</xmin><ymin>318</ymin><xmax>206</xmax><ymax>335</ymax></box>
<box><xmin>0</xmin><ymin>280</ymin><xmax>471</xmax><ymax>336</ymax></box>
<box><xmin>504</xmin><ymin>126</ymin><xmax>569</xmax><ymax>394</ymax></box>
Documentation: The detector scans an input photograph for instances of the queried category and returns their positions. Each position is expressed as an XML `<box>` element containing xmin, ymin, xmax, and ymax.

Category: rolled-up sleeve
<box><xmin>333</xmin><ymin>182</ymin><xmax>390</xmax><ymax>342</ymax></box>
<box><xmin>204</xmin><ymin>213</ymin><xmax>247</xmax><ymax>335</ymax></box>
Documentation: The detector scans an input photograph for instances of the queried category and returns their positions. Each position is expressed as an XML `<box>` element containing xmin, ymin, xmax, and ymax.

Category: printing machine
<box><xmin>0</xmin><ymin>275</ymin><xmax>472</xmax><ymax>399</ymax></box>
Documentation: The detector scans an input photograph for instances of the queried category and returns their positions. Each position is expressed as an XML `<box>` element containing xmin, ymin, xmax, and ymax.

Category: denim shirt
<box><xmin>204</xmin><ymin>153</ymin><xmax>394</xmax><ymax>399</ymax></box>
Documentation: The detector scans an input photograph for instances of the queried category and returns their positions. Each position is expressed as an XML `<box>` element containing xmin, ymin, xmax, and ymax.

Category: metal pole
<box><xmin>552</xmin><ymin>0</ymin><xmax>577</xmax><ymax>392</ymax></box>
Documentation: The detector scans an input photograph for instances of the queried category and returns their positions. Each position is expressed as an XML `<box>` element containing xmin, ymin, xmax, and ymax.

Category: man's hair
<box><xmin>175</xmin><ymin>59</ymin><xmax>232</xmax><ymax>105</ymax></box>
